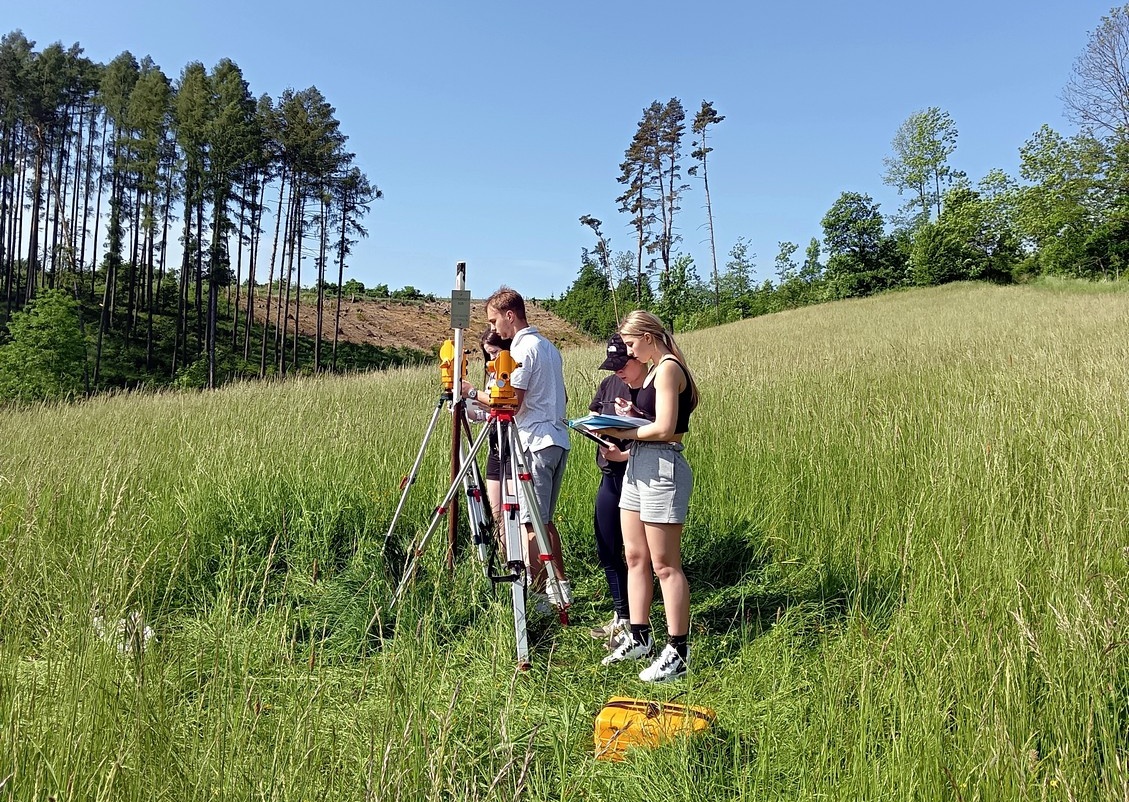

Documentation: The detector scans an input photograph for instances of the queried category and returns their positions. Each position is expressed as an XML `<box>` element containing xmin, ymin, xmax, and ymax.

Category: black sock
<box><xmin>630</xmin><ymin>624</ymin><xmax>652</xmax><ymax>646</ymax></box>
<box><xmin>669</xmin><ymin>633</ymin><xmax>689</xmax><ymax>661</ymax></box>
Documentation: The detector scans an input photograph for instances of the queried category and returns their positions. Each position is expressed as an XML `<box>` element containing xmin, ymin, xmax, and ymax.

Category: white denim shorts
<box><xmin>619</xmin><ymin>442</ymin><xmax>693</xmax><ymax>524</ymax></box>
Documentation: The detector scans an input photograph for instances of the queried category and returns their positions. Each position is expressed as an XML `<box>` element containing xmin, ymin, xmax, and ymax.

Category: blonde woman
<box><xmin>598</xmin><ymin>311</ymin><xmax>698</xmax><ymax>682</ymax></box>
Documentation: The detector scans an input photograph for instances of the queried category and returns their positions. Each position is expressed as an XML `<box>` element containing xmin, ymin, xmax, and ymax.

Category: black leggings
<box><xmin>594</xmin><ymin>470</ymin><xmax>629</xmax><ymax>619</ymax></box>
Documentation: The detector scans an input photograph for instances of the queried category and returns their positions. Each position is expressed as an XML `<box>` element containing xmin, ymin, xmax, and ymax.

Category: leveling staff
<box><xmin>470</xmin><ymin>286</ymin><xmax>572</xmax><ymax>607</ymax></box>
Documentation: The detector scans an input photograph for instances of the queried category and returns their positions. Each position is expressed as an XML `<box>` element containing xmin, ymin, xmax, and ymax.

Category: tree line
<box><xmin>0</xmin><ymin>30</ymin><xmax>386</xmax><ymax>400</ymax></box>
<box><xmin>551</xmin><ymin>6</ymin><xmax>1129</xmax><ymax>338</ymax></box>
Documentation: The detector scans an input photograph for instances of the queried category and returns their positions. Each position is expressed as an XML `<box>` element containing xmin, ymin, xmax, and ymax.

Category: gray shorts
<box><xmin>516</xmin><ymin>445</ymin><xmax>568</xmax><ymax>525</ymax></box>
<box><xmin>619</xmin><ymin>442</ymin><xmax>693</xmax><ymax>524</ymax></box>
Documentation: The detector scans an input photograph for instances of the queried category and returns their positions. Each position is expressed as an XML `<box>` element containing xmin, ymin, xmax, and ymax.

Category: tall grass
<box><xmin>0</xmin><ymin>282</ymin><xmax>1125</xmax><ymax>800</ymax></box>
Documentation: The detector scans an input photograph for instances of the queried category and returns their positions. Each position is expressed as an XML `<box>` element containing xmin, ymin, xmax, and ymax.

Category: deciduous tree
<box><xmin>883</xmin><ymin>107</ymin><xmax>962</xmax><ymax>227</ymax></box>
<box><xmin>822</xmin><ymin>191</ymin><xmax>899</xmax><ymax>297</ymax></box>
<box><xmin>0</xmin><ymin>288</ymin><xmax>86</xmax><ymax>401</ymax></box>
<box><xmin>1062</xmin><ymin>4</ymin><xmax>1129</xmax><ymax>138</ymax></box>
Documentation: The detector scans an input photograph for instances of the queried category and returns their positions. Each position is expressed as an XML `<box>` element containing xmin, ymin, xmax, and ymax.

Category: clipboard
<box><xmin>564</xmin><ymin>419</ymin><xmax>617</xmax><ymax>449</ymax></box>
<box><xmin>570</xmin><ymin>413</ymin><xmax>652</xmax><ymax>430</ymax></box>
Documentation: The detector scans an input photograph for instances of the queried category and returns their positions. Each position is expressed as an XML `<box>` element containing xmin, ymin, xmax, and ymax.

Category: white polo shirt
<box><xmin>509</xmin><ymin>326</ymin><xmax>571</xmax><ymax>454</ymax></box>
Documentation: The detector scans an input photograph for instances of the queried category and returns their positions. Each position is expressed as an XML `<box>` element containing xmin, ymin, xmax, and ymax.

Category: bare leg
<box><xmin>644</xmin><ymin>521</ymin><xmax>689</xmax><ymax>635</ymax></box>
<box><xmin>621</xmin><ymin>509</ymin><xmax>654</xmax><ymax>625</ymax></box>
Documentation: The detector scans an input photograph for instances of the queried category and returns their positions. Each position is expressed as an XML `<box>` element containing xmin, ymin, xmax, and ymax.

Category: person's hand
<box><xmin>599</xmin><ymin>443</ymin><xmax>628</xmax><ymax>462</ymax></box>
<box><xmin>613</xmin><ymin>397</ymin><xmax>637</xmax><ymax>416</ymax></box>
<box><xmin>461</xmin><ymin>379</ymin><xmax>475</xmax><ymax>398</ymax></box>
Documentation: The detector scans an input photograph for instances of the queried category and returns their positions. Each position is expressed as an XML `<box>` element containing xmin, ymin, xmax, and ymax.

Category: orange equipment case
<box><xmin>594</xmin><ymin>696</ymin><xmax>716</xmax><ymax>761</ymax></box>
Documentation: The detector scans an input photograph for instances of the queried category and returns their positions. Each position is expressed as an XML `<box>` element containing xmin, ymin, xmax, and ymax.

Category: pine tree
<box><xmin>688</xmin><ymin>100</ymin><xmax>725</xmax><ymax>323</ymax></box>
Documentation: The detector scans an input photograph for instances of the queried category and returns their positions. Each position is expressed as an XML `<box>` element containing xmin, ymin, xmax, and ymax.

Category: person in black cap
<box><xmin>586</xmin><ymin>333</ymin><xmax>651</xmax><ymax>648</ymax></box>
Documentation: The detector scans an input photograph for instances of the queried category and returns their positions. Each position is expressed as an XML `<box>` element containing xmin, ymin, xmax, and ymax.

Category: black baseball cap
<box><xmin>599</xmin><ymin>333</ymin><xmax>631</xmax><ymax>371</ymax></box>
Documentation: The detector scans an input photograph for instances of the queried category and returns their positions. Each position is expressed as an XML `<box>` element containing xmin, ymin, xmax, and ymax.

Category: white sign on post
<box><xmin>450</xmin><ymin>289</ymin><xmax>471</xmax><ymax>330</ymax></box>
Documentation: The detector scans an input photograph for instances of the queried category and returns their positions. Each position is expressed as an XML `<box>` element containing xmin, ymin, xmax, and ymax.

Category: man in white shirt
<box><xmin>483</xmin><ymin>286</ymin><xmax>572</xmax><ymax>605</ymax></box>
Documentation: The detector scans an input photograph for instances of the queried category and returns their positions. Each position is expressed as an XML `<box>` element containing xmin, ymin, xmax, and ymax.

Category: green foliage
<box><xmin>821</xmin><ymin>192</ymin><xmax>907</xmax><ymax>298</ymax></box>
<box><xmin>0</xmin><ymin>289</ymin><xmax>87</xmax><ymax>402</ymax></box>
<box><xmin>389</xmin><ymin>285</ymin><xmax>434</xmax><ymax>301</ymax></box>
<box><xmin>1012</xmin><ymin>126</ymin><xmax>1099</xmax><ymax>276</ymax></box>
<box><xmin>1082</xmin><ymin>201</ymin><xmax>1129</xmax><ymax>279</ymax></box>
<box><xmin>546</xmin><ymin>258</ymin><xmax>626</xmax><ymax>337</ymax></box>
<box><xmin>656</xmin><ymin>253</ymin><xmax>708</xmax><ymax>330</ymax></box>
<box><xmin>910</xmin><ymin>186</ymin><xmax>1020</xmax><ymax>285</ymax></box>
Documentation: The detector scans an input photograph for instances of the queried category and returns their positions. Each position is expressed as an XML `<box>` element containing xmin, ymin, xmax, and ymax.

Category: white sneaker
<box><xmin>600</xmin><ymin>633</ymin><xmax>653</xmax><ymax>666</ymax></box>
<box><xmin>638</xmin><ymin>643</ymin><xmax>688</xmax><ymax>683</ymax></box>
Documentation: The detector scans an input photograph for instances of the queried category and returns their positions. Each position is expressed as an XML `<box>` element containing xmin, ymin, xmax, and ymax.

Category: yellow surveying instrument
<box><xmin>384</xmin><ymin>263</ymin><xmax>569</xmax><ymax>670</ymax></box>
<box><xmin>438</xmin><ymin>339</ymin><xmax>467</xmax><ymax>392</ymax></box>
<box><xmin>485</xmin><ymin>349</ymin><xmax>519</xmax><ymax>408</ymax></box>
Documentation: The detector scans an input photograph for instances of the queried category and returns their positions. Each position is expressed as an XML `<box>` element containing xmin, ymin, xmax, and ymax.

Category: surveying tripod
<box><xmin>389</xmin><ymin>349</ymin><xmax>571</xmax><ymax>669</ymax></box>
<box><xmin>381</xmin><ymin>360</ymin><xmax>495</xmax><ymax>572</ymax></box>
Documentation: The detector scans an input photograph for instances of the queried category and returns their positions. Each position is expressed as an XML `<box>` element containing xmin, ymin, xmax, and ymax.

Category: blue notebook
<box><xmin>568</xmin><ymin>413</ymin><xmax>652</xmax><ymax>431</ymax></box>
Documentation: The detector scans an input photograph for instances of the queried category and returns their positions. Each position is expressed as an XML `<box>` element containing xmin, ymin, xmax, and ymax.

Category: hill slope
<box><xmin>245</xmin><ymin>293</ymin><xmax>595</xmax><ymax>352</ymax></box>
<box><xmin>1</xmin><ymin>281</ymin><xmax>1125</xmax><ymax>800</ymax></box>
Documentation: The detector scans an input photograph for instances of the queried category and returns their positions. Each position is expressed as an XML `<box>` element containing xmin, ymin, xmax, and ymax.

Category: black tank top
<box><xmin>633</xmin><ymin>357</ymin><xmax>693</xmax><ymax>434</ymax></box>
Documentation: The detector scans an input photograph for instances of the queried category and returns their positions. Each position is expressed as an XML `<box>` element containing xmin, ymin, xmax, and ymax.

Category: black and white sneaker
<box><xmin>600</xmin><ymin>633</ymin><xmax>653</xmax><ymax>666</ymax></box>
<box><xmin>638</xmin><ymin>643</ymin><xmax>688</xmax><ymax>683</ymax></box>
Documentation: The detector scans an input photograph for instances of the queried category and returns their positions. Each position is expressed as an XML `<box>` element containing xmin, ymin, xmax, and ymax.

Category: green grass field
<box><xmin>1</xmin><ymin>281</ymin><xmax>1126</xmax><ymax>801</ymax></box>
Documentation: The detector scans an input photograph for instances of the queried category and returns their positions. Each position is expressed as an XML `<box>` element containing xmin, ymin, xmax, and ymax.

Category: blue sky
<box><xmin>11</xmin><ymin>0</ymin><xmax>1116</xmax><ymax>299</ymax></box>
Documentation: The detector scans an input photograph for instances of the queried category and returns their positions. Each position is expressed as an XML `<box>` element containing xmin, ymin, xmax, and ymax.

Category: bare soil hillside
<box><xmin>245</xmin><ymin>293</ymin><xmax>595</xmax><ymax>354</ymax></box>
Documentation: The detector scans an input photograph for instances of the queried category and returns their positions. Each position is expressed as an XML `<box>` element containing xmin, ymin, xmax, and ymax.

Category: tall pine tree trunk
<box><xmin>314</xmin><ymin>194</ymin><xmax>326</xmax><ymax>372</ymax></box>
<box><xmin>277</xmin><ymin>180</ymin><xmax>298</xmax><ymax>375</ymax></box>
<box><xmin>79</xmin><ymin>106</ymin><xmax>98</xmax><ymax>289</ymax></box>
<box><xmin>26</xmin><ymin>135</ymin><xmax>46</xmax><ymax>303</ymax></box>
<box><xmin>171</xmin><ymin>189</ymin><xmax>193</xmax><ymax>377</ymax></box>
<box><xmin>244</xmin><ymin>177</ymin><xmax>266</xmax><ymax>360</ymax></box>
<box><xmin>332</xmin><ymin>200</ymin><xmax>348</xmax><ymax>371</ymax></box>
<box><xmin>149</xmin><ymin>166</ymin><xmax>173</xmax><ymax>371</ymax></box>
<box><xmin>231</xmin><ymin>181</ymin><xmax>248</xmax><ymax>350</ymax></box>
<box><xmin>12</xmin><ymin>138</ymin><xmax>28</xmax><ymax>306</ymax></box>
<box><xmin>207</xmin><ymin>195</ymin><xmax>224</xmax><ymax>390</ymax></box>
<box><xmin>194</xmin><ymin>197</ymin><xmax>204</xmax><ymax>357</ymax></box>
<box><xmin>94</xmin><ymin>191</ymin><xmax>123</xmax><ymax>386</ymax></box>
<box><xmin>291</xmin><ymin>193</ymin><xmax>303</xmax><ymax>373</ymax></box>
<box><xmin>124</xmin><ymin>184</ymin><xmax>142</xmax><ymax>340</ymax></box>
<box><xmin>259</xmin><ymin>172</ymin><xmax>285</xmax><ymax>377</ymax></box>
<box><xmin>1</xmin><ymin>125</ymin><xmax>12</xmax><ymax>314</ymax></box>
<box><xmin>68</xmin><ymin>105</ymin><xmax>84</xmax><ymax>276</ymax></box>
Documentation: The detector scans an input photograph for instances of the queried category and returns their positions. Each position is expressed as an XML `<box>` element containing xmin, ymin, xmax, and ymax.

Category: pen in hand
<box><xmin>614</xmin><ymin>397</ymin><xmax>639</xmax><ymax>417</ymax></box>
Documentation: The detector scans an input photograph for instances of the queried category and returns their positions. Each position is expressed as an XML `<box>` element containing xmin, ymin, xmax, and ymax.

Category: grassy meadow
<box><xmin>0</xmin><ymin>281</ymin><xmax>1126</xmax><ymax>801</ymax></box>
